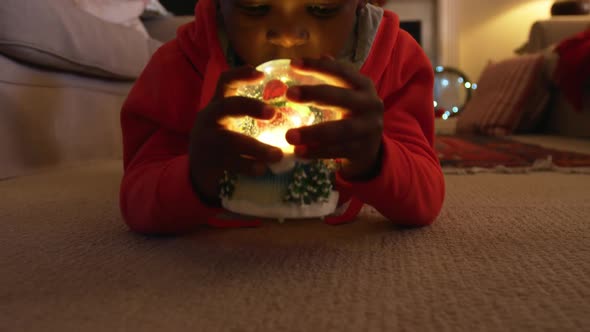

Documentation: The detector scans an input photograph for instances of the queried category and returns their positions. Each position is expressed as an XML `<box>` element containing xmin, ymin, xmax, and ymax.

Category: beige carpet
<box><xmin>1</xmin><ymin>160</ymin><xmax>589</xmax><ymax>331</ymax></box>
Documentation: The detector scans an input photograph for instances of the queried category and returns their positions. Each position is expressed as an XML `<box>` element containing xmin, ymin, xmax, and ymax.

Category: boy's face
<box><xmin>219</xmin><ymin>0</ymin><xmax>361</xmax><ymax>66</ymax></box>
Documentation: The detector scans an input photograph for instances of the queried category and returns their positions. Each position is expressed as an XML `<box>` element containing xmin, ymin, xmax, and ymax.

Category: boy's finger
<box><xmin>218</xmin><ymin>131</ymin><xmax>284</xmax><ymax>164</ymax></box>
<box><xmin>227</xmin><ymin>158</ymin><xmax>269</xmax><ymax>177</ymax></box>
<box><xmin>208</xmin><ymin>147</ymin><xmax>267</xmax><ymax>177</ymax></box>
<box><xmin>286</xmin><ymin>118</ymin><xmax>379</xmax><ymax>146</ymax></box>
<box><xmin>206</xmin><ymin>97</ymin><xmax>275</xmax><ymax>123</ymax></box>
<box><xmin>215</xmin><ymin>66</ymin><xmax>265</xmax><ymax>98</ymax></box>
<box><xmin>291</xmin><ymin>58</ymin><xmax>372</xmax><ymax>91</ymax></box>
<box><xmin>293</xmin><ymin>140</ymin><xmax>365</xmax><ymax>160</ymax></box>
<box><xmin>287</xmin><ymin>85</ymin><xmax>382</xmax><ymax>115</ymax></box>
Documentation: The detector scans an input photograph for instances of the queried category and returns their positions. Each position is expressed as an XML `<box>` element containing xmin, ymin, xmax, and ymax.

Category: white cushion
<box><xmin>0</xmin><ymin>0</ymin><xmax>161</xmax><ymax>80</ymax></box>
<box><xmin>73</xmin><ymin>0</ymin><xmax>149</xmax><ymax>38</ymax></box>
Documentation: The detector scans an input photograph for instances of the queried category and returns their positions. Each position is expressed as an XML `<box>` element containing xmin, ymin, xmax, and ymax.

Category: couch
<box><xmin>1</xmin><ymin>7</ymin><xmax>589</xmax><ymax>332</ymax></box>
<box><xmin>0</xmin><ymin>0</ymin><xmax>192</xmax><ymax>180</ymax></box>
<box><xmin>438</xmin><ymin>16</ymin><xmax>590</xmax><ymax>138</ymax></box>
<box><xmin>520</xmin><ymin>16</ymin><xmax>590</xmax><ymax>137</ymax></box>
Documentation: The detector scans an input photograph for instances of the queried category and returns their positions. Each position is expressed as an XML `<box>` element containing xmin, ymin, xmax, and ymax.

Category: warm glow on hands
<box><xmin>257</xmin><ymin>129</ymin><xmax>293</xmax><ymax>154</ymax></box>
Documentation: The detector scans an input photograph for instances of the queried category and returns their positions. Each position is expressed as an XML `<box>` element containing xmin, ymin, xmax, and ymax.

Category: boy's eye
<box><xmin>236</xmin><ymin>3</ymin><xmax>271</xmax><ymax>16</ymax></box>
<box><xmin>307</xmin><ymin>4</ymin><xmax>341</xmax><ymax>17</ymax></box>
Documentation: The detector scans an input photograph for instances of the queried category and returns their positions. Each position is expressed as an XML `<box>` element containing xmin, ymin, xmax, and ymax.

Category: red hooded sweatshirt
<box><xmin>553</xmin><ymin>28</ymin><xmax>590</xmax><ymax>112</ymax></box>
<box><xmin>120</xmin><ymin>0</ymin><xmax>445</xmax><ymax>234</ymax></box>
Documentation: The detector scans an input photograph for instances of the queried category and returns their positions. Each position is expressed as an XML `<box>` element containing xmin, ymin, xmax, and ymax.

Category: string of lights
<box><xmin>433</xmin><ymin>66</ymin><xmax>478</xmax><ymax>120</ymax></box>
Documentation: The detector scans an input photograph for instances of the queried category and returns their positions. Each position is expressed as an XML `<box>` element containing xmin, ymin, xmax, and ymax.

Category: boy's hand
<box><xmin>189</xmin><ymin>66</ymin><xmax>283</xmax><ymax>204</ymax></box>
<box><xmin>286</xmin><ymin>57</ymin><xmax>384</xmax><ymax>181</ymax></box>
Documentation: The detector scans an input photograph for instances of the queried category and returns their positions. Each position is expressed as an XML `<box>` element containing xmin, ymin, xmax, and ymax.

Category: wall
<box><xmin>382</xmin><ymin>0</ymin><xmax>552</xmax><ymax>80</ymax></box>
<box><xmin>383</xmin><ymin>0</ymin><xmax>437</xmax><ymax>64</ymax></box>
<box><xmin>457</xmin><ymin>0</ymin><xmax>553</xmax><ymax>80</ymax></box>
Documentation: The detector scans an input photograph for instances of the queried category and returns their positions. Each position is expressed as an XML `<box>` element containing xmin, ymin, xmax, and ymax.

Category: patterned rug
<box><xmin>435</xmin><ymin>135</ymin><xmax>590</xmax><ymax>168</ymax></box>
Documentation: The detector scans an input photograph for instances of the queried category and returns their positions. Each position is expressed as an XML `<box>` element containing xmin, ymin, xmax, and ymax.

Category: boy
<box><xmin>120</xmin><ymin>0</ymin><xmax>445</xmax><ymax>234</ymax></box>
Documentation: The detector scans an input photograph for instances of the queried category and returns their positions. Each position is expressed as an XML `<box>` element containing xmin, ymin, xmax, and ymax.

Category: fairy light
<box><xmin>433</xmin><ymin>66</ymin><xmax>478</xmax><ymax>120</ymax></box>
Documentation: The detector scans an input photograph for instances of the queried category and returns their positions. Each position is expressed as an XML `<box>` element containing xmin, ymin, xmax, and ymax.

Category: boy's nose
<box><xmin>267</xmin><ymin>28</ymin><xmax>309</xmax><ymax>48</ymax></box>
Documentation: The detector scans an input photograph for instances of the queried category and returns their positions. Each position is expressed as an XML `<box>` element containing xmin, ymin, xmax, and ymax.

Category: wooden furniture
<box><xmin>159</xmin><ymin>0</ymin><xmax>199</xmax><ymax>15</ymax></box>
<box><xmin>551</xmin><ymin>0</ymin><xmax>590</xmax><ymax>15</ymax></box>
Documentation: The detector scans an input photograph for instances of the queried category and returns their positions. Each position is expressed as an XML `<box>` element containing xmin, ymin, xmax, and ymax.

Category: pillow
<box><xmin>515</xmin><ymin>18</ymin><xmax>590</xmax><ymax>55</ymax></box>
<box><xmin>0</xmin><ymin>0</ymin><xmax>161</xmax><ymax>80</ymax></box>
<box><xmin>73</xmin><ymin>0</ymin><xmax>149</xmax><ymax>38</ymax></box>
<box><xmin>456</xmin><ymin>53</ymin><xmax>550</xmax><ymax>136</ymax></box>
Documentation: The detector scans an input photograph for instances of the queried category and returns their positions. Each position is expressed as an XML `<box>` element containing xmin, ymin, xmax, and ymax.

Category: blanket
<box><xmin>436</xmin><ymin>135</ymin><xmax>590</xmax><ymax>169</ymax></box>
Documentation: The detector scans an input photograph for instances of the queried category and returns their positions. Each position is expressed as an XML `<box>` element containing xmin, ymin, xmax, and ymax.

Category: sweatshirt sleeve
<box><xmin>336</xmin><ymin>34</ymin><xmax>445</xmax><ymax>226</ymax></box>
<box><xmin>119</xmin><ymin>42</ymin><xmax>221</xmax><ymax>234</ymax></box>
